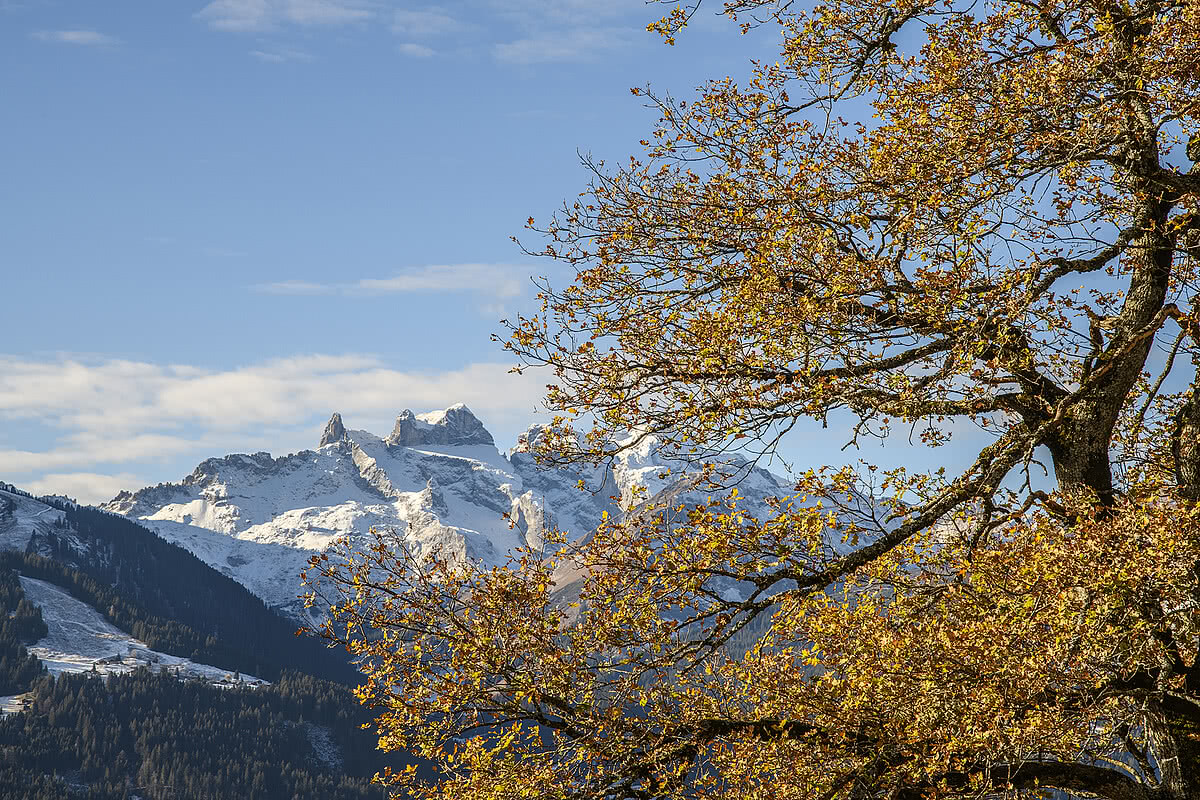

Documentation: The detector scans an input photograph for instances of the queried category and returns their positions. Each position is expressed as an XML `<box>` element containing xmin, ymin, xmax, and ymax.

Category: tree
<box><xmin>307</xmin><ymin>0</ymin><xmax>1200</xmax><ymax>797</ymax></box>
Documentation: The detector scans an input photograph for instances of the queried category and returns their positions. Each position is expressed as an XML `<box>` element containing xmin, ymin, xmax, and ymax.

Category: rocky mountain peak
<box><xmin>99</xmin><ymin>405</ymin><xmax>792</xmax><ymax>622</ymax></box>
<box><xmin>385</xmin><ymin>404</ymin><xmax>495</xmax><ymax>448</ymax></box>
<box><xmin>511</xmin><ymin>424</ymin><xmax>547</xmax><ymax>454</ymax></box>
<box><xmin>319</xmin><ymin>412</ymin><xmax>347</xmax><ymax>448</ymax></box>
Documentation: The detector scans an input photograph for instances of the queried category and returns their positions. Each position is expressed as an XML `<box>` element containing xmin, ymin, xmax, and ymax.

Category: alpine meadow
<box><xmin>307</xmin><ymin>1</ymin><xmax>1200</xmax><ymax>799</ymax></box>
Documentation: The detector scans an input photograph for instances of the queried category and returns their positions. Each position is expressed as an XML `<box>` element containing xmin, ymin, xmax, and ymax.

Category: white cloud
<box><xmin>24</xmin><ymin>473</ymin><xmax>149</xmax><ymax>505</ymax></box>
<box><xmin>256</xmin><ymin>263</ymin><xmax>530</xmax><ymax>299</ymax></box>
<box><xmin>196</xmin><ymin>0</ymin><xmax>371</xmax><ymax>32</ymax></box>
<box><xmin>493</xmin><ymin>27</ymin><xmax>630</xmax><ymax>64</ymax></box>
<box><xmin>486</xmin><ymin>0</ymin><xmax>647</xmax><ymax>27</ymax></box>
<box><xmin>31</xmin><ymin>29</ymin><xmax>118</xmax><ymax>45</ymax></box>
<box><xmin>0</xmin><ymin>353</ymin><xmax>546</xmax><ymax>497</ymax></box>
<box><xmin>397</xmin><ymin>42</ymin><xmax>435</xmax><ymax>58</ymax></box>
<box><xmin>250</xmin><ymin>45</ymin><xmax>313</xmax><ymax>62</ymax></box>
<box><xmin>194</xmin><ymin>0</ymin><xmax>660</xmax><ymax>66</ymax></box>
<box><xmin>257</xmin><ymin>279</ymin><xmax>330</xmax><ymax>295</ymax></box>
<box><xmin>483</xmin><ymin>1</ymin><xmax>649</xmax><ymax>64</ymax></box>
<box><xmin>355</xmin><ymin>263</ymin><xmax>526</xmax><ymax>297</ymax></box>
<box><xmin>0</xmin><ymin>434</ymin><xmax>209</xmax><ymax>473</ymax></box>
<box><xmin>392</xmin><ymin>7</ymin><xmax>458</xmax><ymax>37</ymax></box>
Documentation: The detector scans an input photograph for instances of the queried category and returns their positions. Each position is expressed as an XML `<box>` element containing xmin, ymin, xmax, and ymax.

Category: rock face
<box><xmin>385</xmin><ymin>404</ymin><xmax>495</xmax><ymax>448</ymax></box>
<box><xmin>102</xmin><ymin>405</ymin><xmax>787</xmax><ymax>622</ymax></box>
<box><xmin>318</xmin><ymin>413</ymin><xmax>347</xmax><ymax>448</ymax></box>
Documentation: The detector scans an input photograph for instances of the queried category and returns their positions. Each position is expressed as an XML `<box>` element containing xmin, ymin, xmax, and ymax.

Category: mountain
<box><xmin>0</xmin><ymin>484</ymin><xmax>352</xmax><ymax>683</ymax></box>
<box><xmin>0</xmin><ymin>408</ymin><xmax>791</xmax><ymax>799</ymax></box>
<box><xmin>0</xmin><ymin>484</ymin><xmax>397</xmax><ymax>799</ymax></box>
<box><xmin>103</xmin><ymin>405</ymin><xmax>789</xmax><ymax>621</ymax></box>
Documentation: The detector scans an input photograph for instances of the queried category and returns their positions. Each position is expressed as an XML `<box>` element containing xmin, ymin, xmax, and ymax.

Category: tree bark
<box><xmin>1144</xmin><ymin>704</ymin><xmax>1200</xmax><ymax>800</ymax></box>
<box><xmin>1046</xmin><ymin>410</ymin><xmax>1119</xmax><ymax>506</ymax></box>
<box><xmin>1173</xmin><ymin>394</ymin><xmax>1200</xmax><ymax>501</ymax></box>
<box><xmin>1045</xmin><ymin>208</ymin><xmax>1174</xmax><ymax>506</ymax></box>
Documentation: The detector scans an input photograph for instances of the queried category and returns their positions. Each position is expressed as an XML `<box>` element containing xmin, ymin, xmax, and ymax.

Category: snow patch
<box><xmin>18</xmin><ymin>576</ymin><xmax>267</xmax><ymax>687</ymax></box>
<box><xmin>0</xmin><ymin>693</ymin><xmax>31</xmax><ymax>715</ymax></box>
<box><xmin>0</xmin><ymin>488</ymin><xmax>79</xmax><ymax>555</ymax></box>
<box><xmin>301</xmin><ymin>722</ymin><xmax>343</xmax><ymax>771</ymax></box>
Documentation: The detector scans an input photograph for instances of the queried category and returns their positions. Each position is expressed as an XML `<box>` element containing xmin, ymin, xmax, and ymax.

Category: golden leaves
<box><xmin>308</xmin><ymin>0</ymin><xmax>1200</xmax><ymax>796</ymax></box>
<box><xmin>307</xmin><ymin>488</ymin><xmax>1200</xmax><ymax>797</ymax></box>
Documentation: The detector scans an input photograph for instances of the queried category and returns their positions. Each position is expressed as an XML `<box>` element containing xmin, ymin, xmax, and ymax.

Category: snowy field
<box><xmin>0</xmin><ymin>693</ymin><xmax>30</xmax><ymax>714</ymax></box>
<box><xmin>19</xmin><ymin>576</ymin><xmax>266</xmax><ymax>687</ymax></box>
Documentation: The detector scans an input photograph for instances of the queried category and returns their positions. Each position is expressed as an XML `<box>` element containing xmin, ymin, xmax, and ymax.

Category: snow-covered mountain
<box><xmin>102</xmin><ymin>405</ymin><xmax>788</xmax><ymax>621</ymax></box>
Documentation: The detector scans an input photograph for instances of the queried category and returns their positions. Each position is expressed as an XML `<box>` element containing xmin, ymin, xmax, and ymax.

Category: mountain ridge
<box><xmin>102</xmin><ymin>405</ymin><xmax>788</xmax><ymax>621</ymax></box>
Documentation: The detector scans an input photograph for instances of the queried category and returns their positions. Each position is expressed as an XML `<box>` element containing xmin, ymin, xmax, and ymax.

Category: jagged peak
<box><xmin>319</xmin><ymin>412</ymin><xmax>347</xmax><ymax>448</ymax></box>
<box><xmin>415</xmin><ymin>402</ymin><xmax>469</xmax><ymax>424</ymax></box>
<box><xmin>509</xmin><ymin>424</ymin><xmax>591</xmax><ymax>465</ymax></box>
<box><xmin>511</xmin><ymin>423</ymin><xmax>548</xmax><ymax>454</ymax></box>
<box><xmin>415</xmin><ymin>477</ymin><xmax>450</xmax><ymax>516</ymax></box>
<box><xmin>385</xmin><ymin>404</ymin><xmax>494</xmax><ymax>448</ymax></box>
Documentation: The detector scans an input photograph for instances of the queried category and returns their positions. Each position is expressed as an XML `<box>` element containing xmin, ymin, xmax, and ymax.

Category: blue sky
<box><xmin>0</xmin><ymin>0</ymin><xmax>785</xmax><ymax>503</ymax></box>
<box><xmin>1</xmin><ymin>0</ymin><xmax>977</xmax><ymax>504</ymax></box>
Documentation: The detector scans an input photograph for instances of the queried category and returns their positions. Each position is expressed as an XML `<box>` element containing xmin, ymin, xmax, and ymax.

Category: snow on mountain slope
<box><xmin>0</xmin><ymin>487</ymin><xmax>84</xmax><ymax>558</ymax></box>
<box><xmin>19</xmin><ymin>576</ymin><xmax>266</xmax><ymax>686</ymax></box>
<box><xmin>102</xmin><ymin>406</ymin><xmax>790</xmax><ymax>620</ymax></box>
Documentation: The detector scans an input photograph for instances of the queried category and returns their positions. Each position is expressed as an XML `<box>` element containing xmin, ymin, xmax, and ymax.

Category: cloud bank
<box><xmin>0</xmin><ymin>353</ymin><xmax>546</xmax><ymax>503</ymax></box>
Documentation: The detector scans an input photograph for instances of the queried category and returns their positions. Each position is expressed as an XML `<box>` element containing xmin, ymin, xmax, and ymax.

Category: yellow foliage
<box><xmin>304</xmin><ymin>0</ymin><xmax>1200</xmax><ymax>797</ymax></box>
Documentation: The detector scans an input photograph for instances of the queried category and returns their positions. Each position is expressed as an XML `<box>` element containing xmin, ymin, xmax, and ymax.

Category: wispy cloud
<box><xmin>487</xmin><ymin>0</ymin><xmax>648</xmax><ymax>27</ymax></box>
<box><xmin>31</xmin><ymin>29</ymin><xmax>118</xmax><ymax>45</ymax></box>
<box><xmin>258</xmin><ymin>280</ymin><xmax>329</xmax><ymax>295</ymax></box>
<box><xmin>0</xmin><ymin>353</ymin><xmax>546</xmax><ymax>502</ymax></box>
<box><xmin>392</xmin><ymin>7</ymin><xmax>459</xmax><ymax>37</ymax></box>
<box><xmin>390</xmin><ymin>7</ymin><xmax>459</xmax><ymax>58</ymax></box>
<box><xmin>493</xmin><ymin>27</ymin><xmax>631</xmax><ymax>64</ymax></box>
<box><xmin>195</xmin><ymin>0</ymin><xmax>658</xmax><ymax>66</ymax></box>
<box><xmin>196</xmin><ymin>0</ymin><xmax>372</xmax><ymax>32</ymax></box>
<box><xmin>356</xmin><ymin>264</ymin><xmax>526</xmax><ymax>297</ymax></box>
<box><xmin>484</xmin><ymin>0</ymin><xmax>645</xmax><ymax>65</ymax></box>
<box><xmin>396</xmin><ymin>42</ymin><xmax>435</xmax><ymax>58</ymax></box>
<box><xmin>257</xmin><ymin>263</ymin><xmax>530</xmax><ymax>299</ymax></box>
<box><xmin>250</xmin><ymin>45</ymin><xmax>313</xmax><ymax>62</ymax></box>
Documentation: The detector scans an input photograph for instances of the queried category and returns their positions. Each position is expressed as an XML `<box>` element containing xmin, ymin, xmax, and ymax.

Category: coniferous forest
<box><xmin>0</xmin><ymin>568</ymin><xmax>48</xmax><ymax>694</ymax></box>
<box><xmin>0</xmin><ymin>486</ymin><xmax>410</xmax><ymax>798</ymax></box>
<box><xmin>6</xmin><ymin>490</ymin><xmax>355</xmax><ymax>683</ymax></box>
<box><xmin>0</xmin><ymin>669</ymin><xmax>391</xmax><ymax>800</ymax></box>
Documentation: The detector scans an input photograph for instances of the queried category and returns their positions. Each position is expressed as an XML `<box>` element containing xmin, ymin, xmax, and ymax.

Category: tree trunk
<box><xmin>1045</xmin><ymin>217</ymin><xmax>1173</xmax><ymax>506</ymax></box>
<box><xmin>1173</xmin><ymin>394</ymin><xmax>1200</xmax><ymax>501</ymax></box>
<box><xmin>1145</xmin><ymin>705</ymin><xmax>1200</xmax><ymax>800</ymax></box>
<box><xmin>1046</xmin><ymin>410</ymin><xmax>1119</xmax><ymax>506</ymax></box>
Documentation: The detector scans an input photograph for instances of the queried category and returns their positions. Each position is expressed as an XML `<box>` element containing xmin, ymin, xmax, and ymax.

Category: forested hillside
<box><xmin>0</xmin><ymin>568</ymin><xmax>47</xmax><ymax>694</ymax></box>
<box><xmin>1</xmin><ymin>484</ymin><xmax>354</xmax><ymax>683</ymax></box>
<box><xmin>0</xmin><ymin>484</ymin><xmax>401</xmax><ymax>798</ymax></box>
<box><xmin>0</xmin><ymin>670</ymin><xmax>391</xmax><ymax>800</ymax></box>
